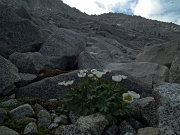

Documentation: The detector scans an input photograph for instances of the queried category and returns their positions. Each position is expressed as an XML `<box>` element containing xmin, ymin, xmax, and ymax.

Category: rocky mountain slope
<box><xmin>0</xmin><ymin>0</ymin><xmax>180</xmax><ymax>135</ymax></box>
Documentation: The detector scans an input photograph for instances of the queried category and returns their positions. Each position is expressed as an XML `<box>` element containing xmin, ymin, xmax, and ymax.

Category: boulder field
<box><xmin>0</xmin><ymin>0</ymin><xmax>180</xmax><ymax>134</ymax></box>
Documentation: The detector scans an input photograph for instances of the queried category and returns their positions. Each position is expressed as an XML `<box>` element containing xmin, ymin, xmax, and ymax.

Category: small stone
<box><xmin>0</xmin><ymin>108</ymin><xmax>7</xmax><ymax>124</ymax></box>
<box><xmin>117</xmin><ymin>120</ymin><xmax>136</xmax><ymax>135</ymax></box>
<box><xmin>60</xmin><ymin>114</ymin><xmax>68</xmax><ymax>119</ymax></box>
<box><xmin>48</xmin><ymin>123</ymin><xmax>59</xmax><ymax>130</ymax></box>
<box><xmin>37</xmin><ymin>110</ymin><xmax>51</xmax><ymax>128</ymax></box>
<box><xmin>60</xmin><ymin>114</ymin><xmax>69</xmax><ymax>124</ymax></box>
<box><xmin>9</xmin><ymin>94</ymin><xmax>16</xmax><ymax>99</ymax></box>
<box><xmin>51</xmin><ymin>113</ymin><xmax>58</xmax><ymax>119</ymax></box>
<box><xmin>124</xmin><ymin>132</ymin><xmax>134</xmax><ymax>135</ymax></box>
<box><xmin>54</xmin><ymin>117</ymin><xmax>62</xmax><ymax>124</ymax></box>
<box><xmin>68</xmin><ymin>111</ymin><xmax>80</xmax><ymax>124</ymax></box>
<box><xmin>138</xmin><ymin>127</ymin><xmax>159</xmax><ymax>135</ymax></box>
<box><xmin>0</xmin><ymin>99</ymin><xmax>18</xmax><ymax>107</ymax></box>
<box><xmin>24</xmin><ymin>122</ymin><xmax>38</xmax><ymax>135</ymax></box>
<box><xmin>126</xmin><ymin>118</ymin><xmax>144</xmax><ymax>131</ymax></box>
<box><xmin>34</xmin><ymin>103</ymin><xmax>45</xmax><ymax>114</ymax></box>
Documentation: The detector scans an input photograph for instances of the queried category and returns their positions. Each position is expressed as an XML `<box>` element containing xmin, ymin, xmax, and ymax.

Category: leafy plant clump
<box><xmin>63</xmin><ymin>78</ymin><xmax>133</xmax><ymax>125</ymax></box>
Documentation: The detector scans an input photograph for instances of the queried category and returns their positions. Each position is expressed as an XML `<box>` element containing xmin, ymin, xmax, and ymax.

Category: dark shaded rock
<box><xmin>132</xmin><ymin>97</ymin><xmax>158</xmax><ymax>127</ymax></box>
<box><xmin>34</xmin><ymin>103</ymin><xmax>46</xmax><ymax>114</ymax></box>
<box><xmin>169</xmin><ymin>52</ymin><xmax>180</xmax><ymax>83</ymax></box>
<box><xmin>0</xmin><ymin>56</ymin><xmax>20</xmax><ymax>95</ymax></box>
<box><xmin>0</xmin><ymin>126</ymin><xmax>19</xmax><ymax>135</ymax></box>
<box><xmin>126</xmin><ymin>118</ymin><xmax>144</xmax><ymax>131</ymax></box>
<box><xmin>0</xmin><ymin>108</ymin><xmax>7</xmax><ymax>124</ymax></box>
<box><xmin>16</xmin><ymin>6</ymin><xmax>32</xmax><ymax>20</ymax></box>
<box><xmin>39</xmin><ymin>28</ymin><xmax>86</xmax><ymax>70</ymax></box>
<box><xmin>77</xmin><ymin>51</ymin><xmax>102</xmax><ymax>69</ymax></box>
<box><xmin>117</xmin><ymin>120</ymin><xmax>136</xmax><ymax>135</ymax></box>
<box><xmin>103</xmin><ymin>125</ymin><xmax>118</xmax><ymax>135</ymax></box>
<box><xmin>68</xmin><ymin>111</ymin><xmax>80</xmax><ymax>124</ymax></box>
<box><xmin>0</xmin><ymin>8</ymin><xmax>43</xmax><ymax>58</ymax></box>
<box><xmin>14</xmin><ymin>70</ymin><xmax>152</xmax><ymax>100</ymax></box>
<box><xmin>9</xmin><ymin>52</ymin><xmax>45</xmax><ymax>74</ymax></box>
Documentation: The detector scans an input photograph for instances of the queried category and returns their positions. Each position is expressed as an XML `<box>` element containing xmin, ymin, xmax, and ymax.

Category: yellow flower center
<box><xmin>124</xmin><ymin>95</ymin><xmax>132</xmax><ymax>101</ymax></box>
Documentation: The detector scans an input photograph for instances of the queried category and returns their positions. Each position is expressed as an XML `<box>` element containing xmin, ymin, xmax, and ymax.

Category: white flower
<box><xmin>112</xmin><ymin>75</ymin><xmax>122</xmax><ymax>82</ymax></box>
<box><xmin>79</xmin><ymin>70</ymin><xmax>88</xmax><ymax>73</ymax></box>
<box><xmin>66</xmin><ymin>80</ymin><xmax>74</xmax><ymax>85</ymax></box>
<box><xmin>58</xmin><ymin>81</ymin><xmax>65</xmax><ymax>86</ymax></box>
<box><xmin>121</xmin><ymin>75</ymin><xmax>127</xmax><ymax>79</ymax></box>
<box><xmin>128</xmin><ymin>91</ymin><xmax>140</xmax><ymax>99</ymax></box>
<box><xmin>78</xmin><ymin>71</ymin><xmax>86</xmax><ymax>78</ymax></box>
<box><xmin>112</xmin><ymin>75</ymin><xmax>127</xmax><ymax>82</ymax></box>
<box><xmin>58</xmin><ymin>80</ymin><xmax>74</xmax><ymax>86</ymax></box>
<box><xmin>103</xmin><ymin>69</ymin><xmax>111</xmax><ymax>74</ymax></box>
<box><xmin>88</xmin><ymin>74</ymin><xmax>94</xmax><ymax>78</ymax></box>
<box><xmin>91</xmin><ymin>69</ymin><xmax>97</xmax><ymax>73</ymax></box>
<box><xmin>95</xmin><ymin>72</ymin><xmax>103</xmax><ymax>78</ymax></box>
<box><xmin>93</xmin><ymin>71</ymin><xmax>106</xmax><ymax>78</ymax></box>
<box><xmin>123</xmin><ymin>93</ymin><xmax>133</xmax><ymax>103</ymax></box>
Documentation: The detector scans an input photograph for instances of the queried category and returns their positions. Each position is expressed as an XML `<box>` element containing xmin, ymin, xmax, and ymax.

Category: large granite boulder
<box><xmin>9</xmin><ymin>52</ymin><xmax>45</xmax><ymax>74</ymax></box>
<box><xmin>132</xmin><ymin>97</ymin><xmax>158</xmax><ymax>127</ymax></box>
<box><xmin>169</xmin><ymin>52</ymin><xmax>180</xmax><ymax>83</ymax></box>
<box><xmin>135</xmin><ymin>39</ymin><xmax>180</xmax><ymax>68</ymax></box>
<box><xmin>55</xmin><ymin>113</ymin><xmax>108</xmax><ymax>135</ymax></box>
<box><xmin>0</xmin><ymin>8</ymin><xmax>43</xmax><ymax>58</ymax></box>
<box><xmin>39</xmin><ymin>28</ymin><xmax>86</xmax><ymax>70</ymax></box>
<box><xmin>153</xmin><ymin>83</ymin><xmax>180</xmax><ymax>135</ymax></box>
<box><xmin>14</xmin><ymin>70</ymin><xmax>152</xmax><ymax>100</ymax></box>
<box><xmin>0</xmin><ymin>55</ymin><xmax>20</xmax><ymax>95</ymax></box>
<box><xmin>77</xmin><ymin>51</ymin><xmax>102</xmax><ymax>69</ymax></box>
<box><xmin>105</xmin><ymin>62</ymin><xmax>169</xmax><ymax>86</ymax></box>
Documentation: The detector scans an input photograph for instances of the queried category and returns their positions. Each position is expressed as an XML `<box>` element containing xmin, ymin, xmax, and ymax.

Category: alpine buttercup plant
<box><xmin>61</xmin><ymin>69</ymin><xmax>140</xmax><ymax>125</ymax></box>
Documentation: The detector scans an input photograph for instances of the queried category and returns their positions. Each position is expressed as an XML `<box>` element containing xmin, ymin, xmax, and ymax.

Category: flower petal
<box><xmin>128</xmin><ymin>91</ymin><xmax>140</xmax><ymax>99</ymax></box>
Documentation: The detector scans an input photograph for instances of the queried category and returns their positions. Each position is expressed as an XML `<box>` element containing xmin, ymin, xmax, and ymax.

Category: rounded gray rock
<box><xmin>24</xmin><ymin>122</ymin><xmax>38</xmax><ymax>135</ymax></box>
<box><xmin>9</xmin><ymin>52</ymin><xmax>45</xmax><ymax>74</ymax></box>
<box><xmin>37</xmin><ymin>110</ymin><xmax>51</xmax><ymax>128</ymax></box>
